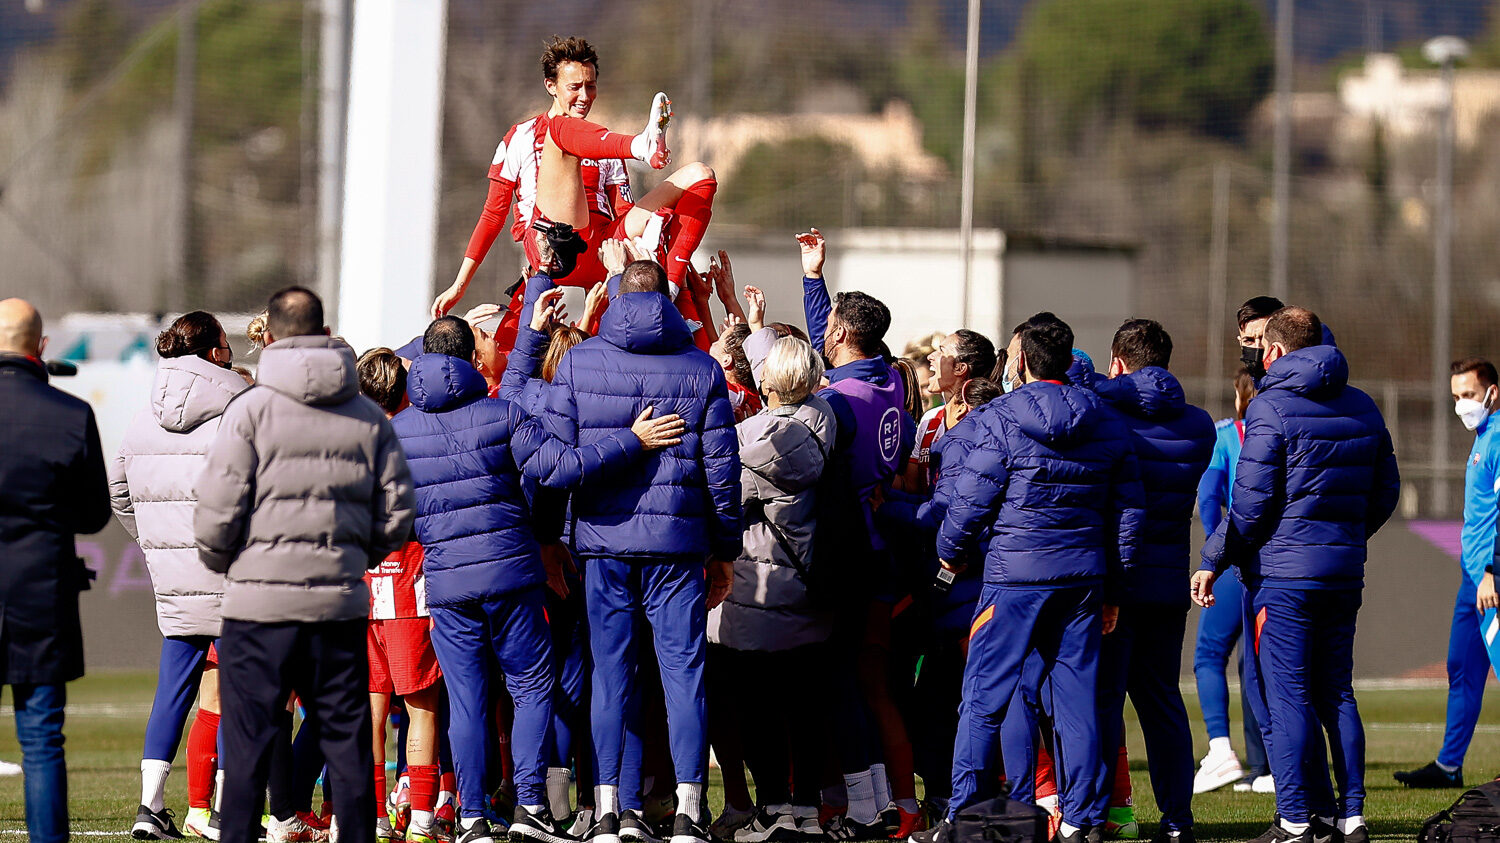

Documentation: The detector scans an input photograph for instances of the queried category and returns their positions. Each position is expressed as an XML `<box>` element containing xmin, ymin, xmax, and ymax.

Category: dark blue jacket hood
<box><xmin>1010</xmin><ymin>381</ymin><xmax>1101</xmax><ymax>447</ymax></box>
<box><xmin>1260</xmin><ymin>345</ymin><xmax>1349</xmax><ymax>400</ymax></box>
<box><xmin>598</xmin><ymin>292</ymin><xmax>695</xmax><ymax>355</ymax></box>
<box><xmin>407</xmin><ymin>353</ymin><xmax>488</xmax><ymax>413</ymax></box>
<box><xmin>1095</xmin><ymin>366</ymin><xmax>1188</xmax><ymax>422</ymax></box>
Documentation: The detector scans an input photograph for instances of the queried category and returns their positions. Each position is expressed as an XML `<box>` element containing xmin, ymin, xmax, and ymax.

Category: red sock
<box><xmin>186</xmin><ymin>710</ymin><xmax>220</xmax><ymax>810</ymax></box>
<box><xmin>374</xmin><ymin>763</ymin><xmax>387</xmax><ymax>817</ymax></box>
<box><xmin>439</xmin><ymin>771</ymin><xmax>456</xmax><ymax>795</ymax></box>
<box><xmin>546</xmin><ymin>115</ymin><xmax>636</xmax><ymax>161</ymax></box>
<box><xmin>408</xmin><ymin>764</ymin><xmax>440</xmax><ymax>815</ymax></box>
<box><xmin>1110</xmin><ymin>743</ymin><xmax>1133</xmax><ymax>807</ymax></box>
<box><xmin>1034</xmin><ymin>740</ymin><xmax>1057</xmax><ymax>801</ymax></box>
<box><xmin>664</xmin><ymin>178</ymin><xmax>717</xmax><ymax>289</ymax></box>
<box><xmin>674</xmin><ymin>292</ymin><xmax>711</xmax><ymax>352</ymax></box>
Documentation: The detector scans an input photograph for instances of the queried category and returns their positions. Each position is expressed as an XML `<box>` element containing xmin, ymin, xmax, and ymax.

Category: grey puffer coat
<box><xmin>714</xmin><ymin>395</ymin><xmax>837</xmax><ymax>652</ymax></box>
<box><xmin>194</xmin><ymin>335</ymin><xmax>416</xmax><ymax>623</ymax></box>
<box><xmin>111</xmin><ymin>354</ymin><xmax>247</xmax><ymax>637</ymax></box>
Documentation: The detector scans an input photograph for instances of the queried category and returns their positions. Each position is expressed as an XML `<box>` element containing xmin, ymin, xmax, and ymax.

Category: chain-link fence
<box><xmin>2</xmin><ymin>0</ymin><xmax>1498</xmax><ymax>514</ymax></box>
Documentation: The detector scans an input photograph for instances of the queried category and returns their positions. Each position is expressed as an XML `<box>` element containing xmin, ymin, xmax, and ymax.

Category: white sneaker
<box><xmin>1251</xmin><ymin>774</ymin><xmax>1275</xmax><ymax>794</ymax></box>
<box><xmin>1193</xmin><ymin>748</ymin><xmax>1244</xmax><ymax>794</ymax></box>
<box><xmin>266</xmin><ymin>814</ymin><xmax>330</xmax><ymax>843</ymax></box>
<box><xmin>0</xmin><ymin>759</ymin><xmax>20</xmax><ymax>777</ymax></box>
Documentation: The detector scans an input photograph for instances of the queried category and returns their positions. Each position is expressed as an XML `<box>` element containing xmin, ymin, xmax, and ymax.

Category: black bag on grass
<box><xmin>1421</xmin><ymin>780</ymin><xmax>1500</xmax><ymax>843</ymax></box>
<box><xmin>952</xmin><ymin>797</ymin><xmax>1050</xmax><ymax>843</ymax></box>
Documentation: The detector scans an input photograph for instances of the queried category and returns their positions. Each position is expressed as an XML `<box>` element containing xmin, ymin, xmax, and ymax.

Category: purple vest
<box><xmin>827</xmin><ymin>367</ymin><xmax>906</xmax><ymax>499</ymax></box>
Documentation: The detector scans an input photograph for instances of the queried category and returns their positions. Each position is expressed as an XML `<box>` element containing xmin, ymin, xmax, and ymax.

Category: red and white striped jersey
<box><xmin>366</xmin><ymin>541</ymin><xmax>427</xmax><ymax>620</ymax></box>
<box><xmin>907</xmin><ymin>405</ymin><xmax>948</xmax><ymax>493</ymax></box>
<box><xmin>490</xmin><ymin>114</ymin><xmax>632</xmax><ymax>244</ymax></box>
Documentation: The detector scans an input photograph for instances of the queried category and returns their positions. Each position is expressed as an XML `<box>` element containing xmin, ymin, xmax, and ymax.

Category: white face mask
<box><xmin>1001</xmin><ymin>360</ymin><xmax>1018</xmax><ymax>393</ymax></box>
<box><xmin>1456</xmin><ymin>386</ymin><xmax>1495</xmax><ymax>431</ymax></box>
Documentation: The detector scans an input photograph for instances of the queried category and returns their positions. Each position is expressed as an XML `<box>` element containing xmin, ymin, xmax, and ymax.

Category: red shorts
<box><xmin>522</xmin><ymin>211</ymin><xmax>630</xmax><ymax>289</ymax></box>
<box><xmin>368</xmin><ymin>618</ymin><xmax>442</xmax><ymax>696</ymax></box>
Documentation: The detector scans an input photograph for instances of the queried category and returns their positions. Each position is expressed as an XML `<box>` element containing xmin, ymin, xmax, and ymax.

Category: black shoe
<box><xmin>731</xmin><ymin>808</ymin><xmax>796</xmax><ymax>843</ymax></box>
<box><xmin>1245</xmin><ymin>824</ymin><xmax>1312</xmax><ymax>843</ymax></box>
<box><xmin>670</xmin><ymin>814</ymin><xmax>711</xmax><ymax>843</ymax></box>
<box><xmin>622</xmin><ymin>811</ymin><xmax>663</xmax><ymax>843</ymax></box>
<box><xmin>1151</xmin><ymin>829</ymin><xmax>1195</xmax><ymax>843</ymax></box>
<box><xmin>511</xmin><ymin>806</ymin><xmax>574</xmax><ymax>843</ymax></box>
<box><xmin>1339</xmin><ymin>826</ymin><xmax>1367</xmax><ymax>843</ymax></box>
<box><xmin>1308</xmin><ymin>817</ymin><xmax>1338</xmax><ymax>843</ymax></box>
<box><xmin>908</xmin><ymin>819</ymin><xmax>952</xmax><ymax>843</ymax></box>
<box><xmin>591</xmin><ymin>813</ymin><xmax>622</xmax><ymax>843</ymax></box>
<box><xmin>822</xmin><ymin>816</ymin><xmax>884</xmax><ymax>842</ymax></box>
<box><xmin>1394</xmin><ymin>761</ymin><xmax>1463</xmax><ymax>789</ymax></box>
<box><xmin>1058</xmin><ymin>826</ymin><xmax>1103</xmax><ymax>843</ymax></box>
<box><xmin>134</xmin><ymin>805</ymin><xmax>186</xmax><ymax>840</ymax></box>
<box><xmin>878</xmin><ymin>807</ymin><xmax>901</xmax><ymax>838</ymax></box>
<box><xmin>460</xmin><ymin>818</ymin><xmax>497</xmax><ymax>843</ymax></box>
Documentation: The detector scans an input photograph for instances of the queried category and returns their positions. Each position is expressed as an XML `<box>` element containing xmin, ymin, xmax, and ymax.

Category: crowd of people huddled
<box><xmin>0</xmin><ymin>33</ymin><xmax>1407</xmax><ymax>843</ymax></box>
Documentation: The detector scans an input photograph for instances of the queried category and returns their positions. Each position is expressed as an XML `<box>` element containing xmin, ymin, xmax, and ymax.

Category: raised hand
<box><xmin>462</xmin><ymin>303</ymin><xmax>504</xmax><ymax>326</ymax></box>
<box><xmin>743</xmin><ymin>285</ymin><xmax>766</xmax><ymax>332</ymax></box>
<box><xmin>599</xmin><ymin>240</ymin><xmax>628</xmax><ymax>278</ymax></box>
<box><xmin>795</xmin><ymin>228</ymin><xmax>826</xmax><ymax>279</ymax></box>
<box><xmin>578</xmin><ymin>281</ymin><xmax>609</xmax><ymax>329</ymax></box>
<box><xmin>433</xmin><ymin>281</ymin><xmax>466</xmax><ymax>319</ymax></box>
<box><xmin>531</xmin><ymin>288</ymin><xmax>566</xmax><ymax>332</ymax></box>
<box><xmin>630</xmin><ymin>406</ymin><xmax>687</xmax><ymax>450</ymax></box>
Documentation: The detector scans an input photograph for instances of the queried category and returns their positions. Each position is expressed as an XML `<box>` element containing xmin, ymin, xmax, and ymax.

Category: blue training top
<box><xmin>1197</xmin><ymin>418</ymin><xmax>1244</xmax><ymax>534</ymax></box>
<box><xmin>1463</xmin><ymin>411</ymin><xmax>1500</xmax><ymax>584</ymax></box>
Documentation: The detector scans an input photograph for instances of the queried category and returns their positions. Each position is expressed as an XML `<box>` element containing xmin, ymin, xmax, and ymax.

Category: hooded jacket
<box><xmin>111</xmin><ymin>354</ymin><xmax>248</xmax><ymax>637</ymax></box>
<box><xmin>1201</xmin><ymin>345</ymin><xmax>1399</xmax><ymax>587</ymax></box>
<box><xmin>541</xmin><ymin>291</ymin><xmax>742</xmax><ymax>560</ymax></box>
<box><xmin>1092</xmin><ymin>367</ymin><xmax>1216</xmax><ymax>604</ymax></box>
<box><xmin>716</xmin><ymin>396</ymin><xmax>837</xmax><ymax>651</ymax></box>
<box><xmin>194</xmin><ymin>335</ymin><xmax>416</xmax><ymax>623</ymax></box>
<box><xmin>393</xmin><ymin>353</ymin><xmax>642</xmax><ymax>606</ymax></box>
<box><xmin>936</xmin><ymin>380</ymin><xmax>1144</xmax><ymax>593</ymax></box>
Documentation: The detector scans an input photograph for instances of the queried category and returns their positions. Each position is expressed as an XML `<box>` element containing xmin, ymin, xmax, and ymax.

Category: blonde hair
<box><xmin>759</xmin><ymin>337</ymin><xmax>824</xmax><ymax>404</ymax></box>
<box><xmin>245</xmin><ymin>312</ymin><xmax>269</xmax><ymax>352</ymax></box>
<box><xmin>542</xmin><ymin>325</ymin><xmax>588</xmax><ymax>383</ymax></box>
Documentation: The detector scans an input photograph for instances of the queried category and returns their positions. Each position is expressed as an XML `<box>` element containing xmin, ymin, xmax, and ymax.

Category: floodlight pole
<box><xmin>1426</xmin><ymin>36</ymin><xmax>1467</xmax><ymax>515</ymax></box>
<box><xmin>1270</xmin><ymin>0</ymin><xmax>1291</xmax><ymax>300</ymax></box>
<box><xmin>958</xmin><ymin>0</ymin><xmax>981</xmax><ymax>328</ymax></box>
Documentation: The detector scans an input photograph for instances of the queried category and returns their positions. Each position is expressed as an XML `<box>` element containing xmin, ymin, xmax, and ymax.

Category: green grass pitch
<box><xmin>0</xmin><ymin>672</ymin><xmax>1491</xmax><ymax>841</ymax></box>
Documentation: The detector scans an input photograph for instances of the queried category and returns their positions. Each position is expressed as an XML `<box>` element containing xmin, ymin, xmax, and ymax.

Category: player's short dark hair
<box><xmin>1111</xmin><ymin>318</ymin><xmax>1173</xmax><ymax>371</ymax></box>
<box><xmin>155</xmin><ymin>311</ymin><xmax>224</xmax><ymax>361</ymax></box>
<box><xmin>1451</xmin><ymin>357</ymin><xmax>1499</xmax><ymax>388</ymax></box>
<box><xmin>356</xmin><ymin>348</ymin><xmax>407</xmax><ymax>414</ymax></box>
<box><xmin>1263</xmin><ymin>307</ymin><xmax>1321</xmax><ymax>352</ymax></box>
<box><xmin>266</xmin><ymin>286</ymin><xmax>324</xmax><ymax>339</ymax></box>
<box><xmin>424</xmin><ymin>316</ymin><xmax>476</xmax><ymax>361</ymax></box>
<box><xmin>1012</xmin><ymin>311</ymin><xmax>1065</xmax><ymax>337</ymax></box>
<box><xmin>1019</xmin><ymin>313</ymin><xmax>1074</xmax><ymax>382</ymax></box>
<box><xmin>767</xmin><ymin>322</ymin><xmax>809</xmax><ymax>343</ymax></box>
<box><xmin>951</xmin><ymin>329</ymin><xmax>997</xmax><ymax>381</ymax></box>
<box><xmin>831</xmin><ymin>291</ymin><xmax>891</xmax><ymax>358</ymax></box>
<box><xmin>619</xmin><ymin>260</ymin><xmax>668</xmax><ymax>295</ymax></box>
<box><xmin>962</xmin><ymin>377</ymin><xmax>1002</xmax><ymax>408</ymax></box>
<box><xmin>1237</xmin><ymin>296</ymin><xmax>1285</xmax><ymax>329</ymax></box>
<box><xmin>541</xmin><ymin>36</ymin><xmax>599</xmax><ymax>81</ymax></box>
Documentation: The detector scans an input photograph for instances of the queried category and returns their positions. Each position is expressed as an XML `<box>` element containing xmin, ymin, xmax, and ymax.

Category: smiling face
<box><xmin>927</xmin><ymin>334</ymin><xmax>963</xmax><ymax>396</ymax></box>
<box><xmin>545</xmin><ymin>61</ymin><xmax>597</xmax><ymax>119</ymax></box>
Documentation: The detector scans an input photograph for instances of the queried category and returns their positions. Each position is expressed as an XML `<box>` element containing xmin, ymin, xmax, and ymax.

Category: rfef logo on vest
<box><xmin>879</xmin><ymin>407</ymin><xmax>902</xmax><ymax>465</ymax></box>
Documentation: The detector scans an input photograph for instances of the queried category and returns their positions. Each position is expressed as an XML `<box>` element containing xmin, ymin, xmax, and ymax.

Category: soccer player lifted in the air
<box><xmin>436</xmin><ymin>36</ymin><xmax>718</xmax><ymax>348</ymax></box>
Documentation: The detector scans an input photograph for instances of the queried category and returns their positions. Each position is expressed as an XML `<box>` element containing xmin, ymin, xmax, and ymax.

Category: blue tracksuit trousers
<box><xmin>950</xmin><ymin>583</ymin><xmax>1104</xmax><ymax>826</ymax></box>
<box><xmin>998</xmin><ymin>653</ymin><xmax>1048</xmax><ymax>803</ymax></box>
<box><xmin>1193</xmin><ymin>572</ymin><xmax>1268</xmax><ymax>773</ymax></box>
<box><xmin>586</xmin><ymin>556</ymin><xmax>708</xmax><ymax>788</ymax></box>
<box><xmin>430</xmin><ymin>586</ymin><xmax>554</xmax><ymax>816</ymax></box>
<box><xmin>1439</xmin><ymin>572</ymin><xmax>1493</xmax><ymax>769</ymax></box>
<box><xmin>1251</xmin><ymin>586</ymin><xmax>1364</xmax><ymax>823</ymax></box>
<box><xmin>143</xmin><ymin>635</ymin><xmax>215</xmax><ymax>762</ymax></box>
<box><xmin>1093</xmin><ymin>603</ymin><xmax>1195</xmax><ymax>832</ymax></box>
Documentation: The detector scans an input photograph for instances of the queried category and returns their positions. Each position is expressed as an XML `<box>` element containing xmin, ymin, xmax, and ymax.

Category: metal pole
<box><xmin>1207</xmin><ymin>162</ymin><xmax>1230</xmax><ymax>416</ymax></box>
<box><xmin>958</xmin><ymin>0</ymin><xmax>981</xmax><ymax>328</ymax></box>
<box><xmin>1270</xmin><ymin>0</ymin><xmax>1291</xmax><ymax>300</ymax></box>
<box><xmin>318</xmin><ymin>0</ymin><xmax>352</xmax><ymax>317</ymax></box>
<box><xmin>687</xmin><ymin>0</ymin><xmax>713</xmax><ymax>167</ymax></box>
<box><xmin>1431</xmin><ymin>58</ymin><xmax>1456</xmax><ymax>515</ymax></box>
<box><xmin>172</xmin><ymin>0</ymin><xmax>197</xmax><ymax>313</ymax></box>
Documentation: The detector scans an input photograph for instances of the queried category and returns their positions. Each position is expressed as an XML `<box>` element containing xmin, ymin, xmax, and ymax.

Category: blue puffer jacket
<box><xmin>499</xmin><ymin>323</ymin><xmax>550</xmax><ymax>416</ymax></box>
<box><xmin>540</xmin><ymin>292</ymin><xmax>743</xmax><ymax>561</ymax></box>
<box><xmin>1201</xmin><ymin>345</ymin><xmax>1399</xmax><ymax>588</ymax></box>
<box><xmin>936</xmin><ymin>380</ymin><xmax>1145</xmax><ymax>595</ymax></box>
<box><xmin>1093</xmin><ymin>367</ymin><xmax>1216</xmax><ymax>604</ymax></box>
<box><xmin>393</xmin><ymin>354</ymin><xmax>642</xmax><ymax>606</ymax></box>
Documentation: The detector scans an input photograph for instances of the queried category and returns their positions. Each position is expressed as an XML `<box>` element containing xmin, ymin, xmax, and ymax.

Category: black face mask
<box><xmin>1240</xmin><ymin>344</ymin><xmax>1265</xmax><ymax>379</ymax></box>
